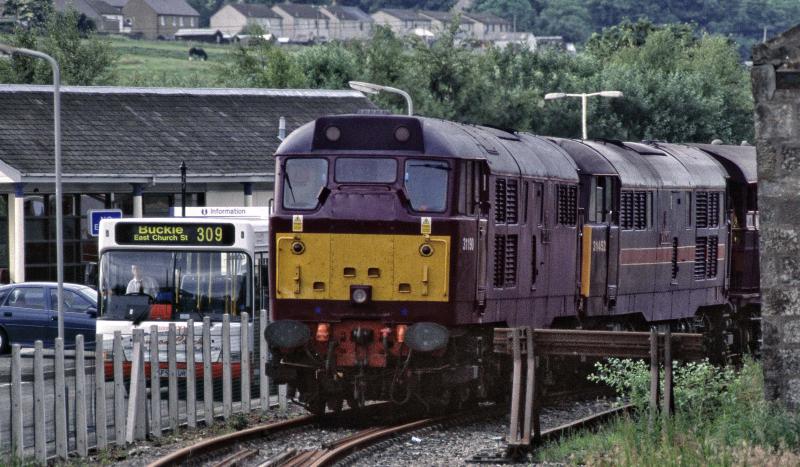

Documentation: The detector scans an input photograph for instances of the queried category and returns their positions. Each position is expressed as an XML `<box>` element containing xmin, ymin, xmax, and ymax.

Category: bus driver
<box><xmin>126</xmin><ymin>264</ymin><xmax>158</xmax><ymax>298</ymax></box>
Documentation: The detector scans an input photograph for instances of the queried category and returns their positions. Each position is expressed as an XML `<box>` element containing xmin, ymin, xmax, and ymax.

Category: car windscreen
<box><xmin>335</xmin><ymin>158</ymin><xmax>397</xmax><ymax>183</ymax></box>
<box><xmin>99</xmin><ymin>250</ymin><xmax>252</xmax><ymax>322</ymax></box>
<box><xmin>404</xmin><ymin>160</ymin><xmax>450</xmax><ymax>212</ymax></box>
<box><xmin>282</xmin><ymin>158</ymin><xmax>328</xmax><ymax>210</ymax></box>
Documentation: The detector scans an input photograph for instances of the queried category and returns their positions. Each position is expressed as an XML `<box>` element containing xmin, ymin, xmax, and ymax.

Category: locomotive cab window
<box><xmin>335</xmin><ymin>158</ymin><xmax>397</xmax><ymax>183</ymax></box>
<box><xmin>282</xmin><ymin>158</ymin><xmax>328</xmax><ymax>210</ymax></box>
<box><xmin>405</xmin><ymin>160</ymin><xmax>449</xmax><ymax>212</ymax></box>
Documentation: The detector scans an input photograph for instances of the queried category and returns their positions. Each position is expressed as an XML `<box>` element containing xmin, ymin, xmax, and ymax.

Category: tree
<box><xmin>472</xmin><ymin>0</ymin><xmax>535</xmax><ymax>30</ymax></box>
<box><xmin>295</xmin><ymin>43</ymin><xmax>359</xmax><ymax>89</ymax></box>
<box><xmin>533</xmin><ymin>0</ymin><xmax>592</xmax><ymax>43</ymax></box>
<box><xmin>216</xmin><ymin>39</ymin><xmax>306</xmax><ymax>88</ymax></box>
<box><xmin>2</xmin><ymin>0</ymin><xmax>51</xmax><ymax>29</ymax></box>
<box><xmin>0</xmin><ymin>11</ymin><xmax>116</xmax><ymax>85</ymax></box>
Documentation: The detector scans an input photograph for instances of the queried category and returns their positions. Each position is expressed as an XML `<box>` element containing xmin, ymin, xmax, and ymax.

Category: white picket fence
<box><xmin>1</xmin><ymin>309</ymin><xmax>287</xmax><ymax>463</ymax></box>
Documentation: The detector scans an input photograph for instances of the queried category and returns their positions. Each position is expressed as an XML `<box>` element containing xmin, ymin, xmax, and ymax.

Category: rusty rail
<box><xmin>495</xmin><ymin>327</ymin><xmax>704</xmax><ymax>458</ymax></box>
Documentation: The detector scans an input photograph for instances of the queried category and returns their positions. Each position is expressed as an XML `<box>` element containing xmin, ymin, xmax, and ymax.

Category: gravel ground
<box><xmin>350</xmin><ymin>399</ymin><xmax>616</xmax><ymax>467</ymax></box>
<box><xmin>80</xmin><ymin>398</ymin><xmax>616</xmax><ymax>466</ymax></box>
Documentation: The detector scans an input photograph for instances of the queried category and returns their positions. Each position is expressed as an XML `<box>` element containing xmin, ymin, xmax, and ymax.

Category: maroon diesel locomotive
<box><xmin>265</xmin><ymin>114</ymin><xmax>759</xmax><ymax>413</ymax></box>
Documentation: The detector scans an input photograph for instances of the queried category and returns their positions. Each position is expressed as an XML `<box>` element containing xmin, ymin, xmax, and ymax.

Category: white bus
<box><xmin>95</xmin><ymin>217</ymin><xmax>268</xmax><ymax>380</ymax></box>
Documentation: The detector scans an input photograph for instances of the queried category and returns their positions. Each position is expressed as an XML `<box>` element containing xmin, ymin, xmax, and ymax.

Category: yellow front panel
<box><xmin>580</xmin><ymin>225</ymin><xmax>592</xmax><ymax>298</ymax></box>
<box><xmin>275</xmin><ymin>233</ymin><xmax>450</xmax><ymax>302</ymax></box>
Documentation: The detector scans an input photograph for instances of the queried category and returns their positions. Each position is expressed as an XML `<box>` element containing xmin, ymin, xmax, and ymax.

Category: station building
<box><xmin>0</xmin><ymin>85</ymin><xmax>373</xmax><ymax>283</ymax></box>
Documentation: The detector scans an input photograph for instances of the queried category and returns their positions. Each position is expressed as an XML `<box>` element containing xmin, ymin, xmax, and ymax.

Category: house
<box><xmin>123</xmin><ymin>0</ymin><xmax>200</xmax><ymax>40</ymax></box>
<box><xmin>461</xmin><ymin>11</ymin><xmax>510</xmax><ymax>40</ymax></box>
<box><xmin>320</xmin><ymin>5</ymin><xmax>372</xmax><ymax>41</ymax></box>
<box><xmin>0</xmin><ymin>85</ymin><xmax>374</xmax><ymax>283</ymax></box>
<box><xmin>55</xmin><ymin>0</ymin><xmax>124</xmax><ymax>32</ymax></box>
<box><xmin>271</xmin><ymin>3</ymin><xmax>330</xmax><ymax>43</ymax></box>
<box><xmin>210</xmin><ymin>3</ymin><xmax>283</xmax><ymax>36</ymax></box>
<box><xmin>418</xmin><ymin>10</ymin><xmax>474</xmax><ymax>37</ymax></box>
<box><xmin>371</xmin><ymin>8</ymin><xmax>432</xmax><ymax>37</ymax></box>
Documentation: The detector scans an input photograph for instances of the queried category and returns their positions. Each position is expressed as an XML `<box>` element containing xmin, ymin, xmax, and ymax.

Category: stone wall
<box><xmin>752</xmin><ymin>25</ymin><xmax>800</xmax><ymax>409</ymax></box>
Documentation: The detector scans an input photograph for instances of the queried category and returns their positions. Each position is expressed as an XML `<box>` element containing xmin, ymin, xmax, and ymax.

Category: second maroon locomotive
<box><xmin>265</xmin><ymin>114</ymin><xmax>759</xmax><ymax>413</ymax></box>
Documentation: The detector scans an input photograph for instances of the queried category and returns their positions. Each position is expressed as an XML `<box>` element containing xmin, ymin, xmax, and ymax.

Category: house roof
<box><xmin>141</xmin><ymin>0</ymin><xmax>199</xmax><ymax>17</ymax></box>
<box><xmin>229</xmin><ymin>3</ymin><xmax>281</xmax><ymax>19</ymax></box>
<box><xmin>273</xmin><ymin>3</ymin><xmax>325</xmax><ymax>19</ymax></box>
<box><xmin>376</xmin><ymin>8</ymin><xmax>429</xmax><ymax>22</ymax></box>
<box><xmin>419</xmin><ymin>10</ymin><xmax>474</xmax><ymax>24</ymax></box>
<box><xmin>0</xmin><ymin>86</ymin><xmax>373</xmax><ymax>183</ymax></box>
<box><xmin>323</xmin><ymin>5</ymin><xmax>371</xmax><ymax>22</ymax></box>
<box><xmin>102</xmin><ymin>0</ymin><xmax>127</xmax><ymax>7</ymax></box>
<box><xmin>87</xmin><ymin>0</ymin><xmax>122</xmax><ymax>14</ymax></box>
<box><xmin>462</xmin><ymin>11</ymin><xmax>508</xmax><ymax>25</ymax></box>
<box><xmin>54</xmin><ymin>0</ymin><xmax>102</xmax><ymax>19</ymax></box>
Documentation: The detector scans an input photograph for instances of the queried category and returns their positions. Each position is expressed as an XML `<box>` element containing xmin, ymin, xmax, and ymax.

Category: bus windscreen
<box><xmin>99</xmin><ymin>250</ymin><xmax>252</xmax><ymax>322</ymax></box>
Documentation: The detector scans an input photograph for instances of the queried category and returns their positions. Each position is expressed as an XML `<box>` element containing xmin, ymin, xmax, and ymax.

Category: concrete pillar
<box><xmin>132</xmin><ymin>184</ymin><xmax>143</xmax><ymax>218</ymax></box>
<box><xmin>243</xmin><ymin>182</ymin><xmax>253</xmax><ymax>207</ymax></box>
<box><xmin>9</xmin><ymin>184</ymin><xmax>24</xmax><ymax>283</ymax></box>
<box><xmin>752</xmin><ymin>27</ymin><xmax>800</xmax><ymax>410</ymax></box>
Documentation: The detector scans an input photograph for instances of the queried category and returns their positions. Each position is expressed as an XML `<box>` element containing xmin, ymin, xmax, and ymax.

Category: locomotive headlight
<box><xmin>291</xmin><ymin>241</ymin><xmax>305</xmax><ymax>255</ymax></box>
<box><xmin>350</xmin><ymin>285</ymin><xmax>371</xmax><ymax>305</ymax></box>
<box><xmin>419</xmin><ymin>243</ymin><xmax>434</xmax><ymax>257</ymax></box>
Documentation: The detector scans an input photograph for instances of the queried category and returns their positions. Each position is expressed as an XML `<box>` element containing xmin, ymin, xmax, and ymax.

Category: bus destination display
<box><xmin>115</xmin><ymin>223</ymin><xmax>236</xmax><ymax>246</ymax></box>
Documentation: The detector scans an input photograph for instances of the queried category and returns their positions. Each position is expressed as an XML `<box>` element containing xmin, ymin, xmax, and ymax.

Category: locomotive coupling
<box><xmin>405</xmin><ymin>322</ymin><xmax>450</xmax><ymax>352</ymax></box>
<box><xmin>265</xmin><ymin>320</ymin><xmax>311</xmax><ymax>348</ymax></box>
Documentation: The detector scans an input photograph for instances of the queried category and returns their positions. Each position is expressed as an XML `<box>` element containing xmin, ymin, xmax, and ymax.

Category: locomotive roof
<box><xmin>276</xmin><ymin>115</ymin><xmax>579</xmax><ymax>182</ymax></box>
<box><xmin>549</xmin><ymin>138</ymin><xmax>727</xmax><ymax>190</ymax></box>
<box><xmin>690</xmin><ymin>144</ymin><xmax>757</xmax><ymax>183</ymax></box>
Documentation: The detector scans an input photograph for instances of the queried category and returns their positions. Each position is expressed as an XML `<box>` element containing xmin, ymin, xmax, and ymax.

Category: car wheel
<box><xmin>0</xmin><ymin>328</ymin><xmax>8</xmax><ymax>354</ymax></box>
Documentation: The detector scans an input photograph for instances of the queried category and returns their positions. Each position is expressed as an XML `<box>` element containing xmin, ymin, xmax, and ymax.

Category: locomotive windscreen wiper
<box><xmin>283</xmin><ymin>170</ymin><xmax>297</xmax><ymax>203</ymax></box>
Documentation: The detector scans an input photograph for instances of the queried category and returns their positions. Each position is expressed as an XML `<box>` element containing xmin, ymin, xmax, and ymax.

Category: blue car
<box><xmin>0</xmin><ymin>282</ymin><xmax>97</xmax><ymax>352</ymax></box>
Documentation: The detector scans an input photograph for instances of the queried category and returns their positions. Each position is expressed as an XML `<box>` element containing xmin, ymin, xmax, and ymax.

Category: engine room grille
<box><xmin>707</xmin><ymin>235</ymin><xmax>718</xmax><ymax>278</ymax></box>
<box><xmin>671</xmin><ymin>238</ymin><xmax>678</xmax><ymax>280</ymax></box>
<box><xmin>634</xmin><ymin>192</ymin><xmax>647</xmax><ymax>229</ymax></box>
<box><xmin>620</xmin><ymin>192</ymin><xmax>633</xmax><ymax>229</ymax></box>
<box><xmin>504</xmin><ymin>235</ymin><xmax>518</xmax><ymax>287</ymax></box>
<box><xmin>557</xmin><ymin>184</ymin><xmax>577</xmax><ymax>225</ymax></box>
<box><xmin>493</xmin><ymin>234</ymin><xmax>518</xmax><ymax>288</ymax></box>
<box><xmin>506</xmin><ymin>180</ymin><xmax>518</xmax><ymax>224</ymax></box>
<box><xmin>495</xmin><ymin>179</ymin><xmax>506</xmax><ymax>224</ymax></box>
<box><xmin>493</xmin><ymin>235</ymin><xmax>505</xmax><ymax>287</ymax></box>
<box><xmin>708</xmin><ymin>192</ymin><xmax>720</xmax><ymax>227</ymax></box>
<box><xmin>694</xmin><ymin>237</ymin><xmax>708</xmax><ymax>279</ymax></box>
<box><xmin>696</xmin><ymin>192</ymin><xmax>709</xmax><ymax>228</ymax></box>
<box><xmin>495</xmin><ymin>178</ymin><xmax>518</xmax><ymax>224</ymax></box>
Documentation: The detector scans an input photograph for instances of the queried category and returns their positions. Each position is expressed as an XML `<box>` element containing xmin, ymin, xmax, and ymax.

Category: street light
<box><xmin>544</xmin><ymin>91</ymin><xmax>623</xmax><ymax>140</ymax></box>
<box><xmin>348</xmin><ymin>81</ymin><xmax>413</xmax><ymax>116</ymax></box>
<box><xmin>0</xmin><ymin>43</ymin><xmax>65</xmax><ymax>339</ymax></box>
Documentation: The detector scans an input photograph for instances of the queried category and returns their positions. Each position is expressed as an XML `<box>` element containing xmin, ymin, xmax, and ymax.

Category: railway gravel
<box><xmin>351</xmin><ymin>398</ymin><xmax>616</xmax><ymax>466</ymax></box>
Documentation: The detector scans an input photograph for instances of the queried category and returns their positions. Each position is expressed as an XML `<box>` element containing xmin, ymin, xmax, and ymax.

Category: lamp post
<box><xmin>0</xmin><ymin>43</ymin><xmax>65</xmax><ymax>339</ymax></box>
<box><xmin>348</xmin><ymin>81</ymin><xmax>413</xmax><ymax>116</ymax></box>
<box><xmin>544</xmin><ymin>91</ymin><xmax>623</xmax><ymax>140</ymax></box>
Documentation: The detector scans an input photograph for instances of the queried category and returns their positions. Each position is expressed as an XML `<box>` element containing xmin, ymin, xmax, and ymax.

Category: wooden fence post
<box><xmin>126</xmin><ymin>329</ymin><xmax>147</xmax><ymax>443</ymax></box>
<box><xmin>649</xmin><ymin>328</ymin><xmax>660</xmax><ymax>432</ymax></box>
<box><xmin>75</xmin><ymin>335</ymin><xmax>89</xmax><ymax>457</ymax></box>
<box><xmin>95</xmin><ymin>333</ymin><xmax>108</xmax><ymax>451</ymax></box>
<box><xmin>260</xmin><ymin>308</ymin><xmax>269</xmax><ymax>412</ymax></box>
<box><xmin>203</xmin><ymin>317</ymin><xmax>214</xmax><ymax>426</ymax></box>
<box><xmin>186</xmin><ymin>319</ymin><xmax>197</xmax><ymax>429</ymax></box>
<box><xmin>223</xmin><ymin>314</ymin><xmax>232</xmax><ymax>420</ymax></box>
<box><xmin>113</xmin><ymin>331</ymin><xmax>126</xmax><ymax>446</ymax></box>
<box><xmin>168</xmin><ymin>323</ymin><xmax>178</xmax><ymax>431</ymax></box>
<box><xmin>11</xmin><ymin>343</ymin><xmax>23</xmax><ymax>459</ymax></box>
<box><xmin>662</xmin><ymin>328</ymin><xmax>674</xmax><ymax>434</ymax></box>
<box><xmin>34</xmin><ymin>340</ymin><xmax>46</xmax><ymax>464</ymax></box>
<box><xmin>150</xmin><ymin>325</ymin><xmax>162</xmax><ymax>437</ymax></box>
<box><xmin>55</xmin><ymin>337</ymin><xmax>68</xmax><ymax>460</ymax></box>
<box><xmin>241</xmin><ymin>311</ymin><xmax>251</xmax><ymax>413</ymax></box>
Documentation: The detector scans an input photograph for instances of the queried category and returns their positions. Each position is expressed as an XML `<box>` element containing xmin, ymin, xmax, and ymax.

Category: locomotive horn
<box><xmin>404</xmin><ymin>322</ymin><xmax>449</xmax><ymax>352</ymax></box>
<box><xmin>265</xmin><ymin>320</ymin><xmax>311</xmax><ymax>349</ymax></box>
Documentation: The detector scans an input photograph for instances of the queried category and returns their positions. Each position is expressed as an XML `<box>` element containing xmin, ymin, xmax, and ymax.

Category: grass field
<box><xmin>108</xmin><ymin>35</ymin><xmax>232</xmax><ymax>87</ymax></box>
